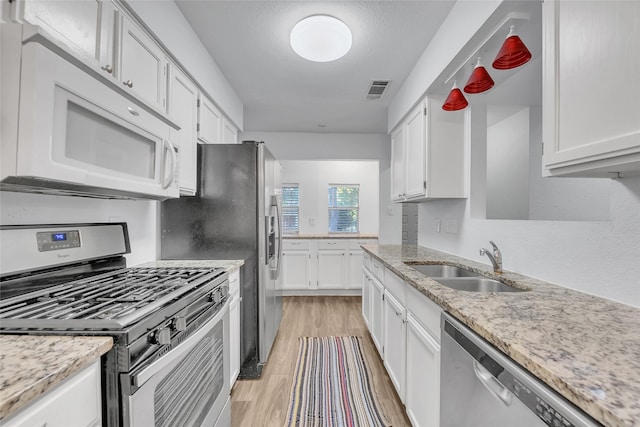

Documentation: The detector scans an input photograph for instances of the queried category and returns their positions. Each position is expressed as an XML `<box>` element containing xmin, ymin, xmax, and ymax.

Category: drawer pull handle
<box><xmin>123</xmin><ymin>80</ymin><xmax>134</xmax><ymax>88</ymax></box>
<box><xmin>101</xmin><ymin>64</ymin><xmax>113</xmax><ymax>73</ymax></box>
<box><xmin>128</xmin><ymin>107</ymin><xmax>139</xmax><ymax>116</ymax></box>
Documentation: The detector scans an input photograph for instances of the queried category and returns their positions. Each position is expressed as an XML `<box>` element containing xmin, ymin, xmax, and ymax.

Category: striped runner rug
<box><xmin>284</xmin><ymin>336</ymin><xmax>389</xmax><ymax>427</ymax></box>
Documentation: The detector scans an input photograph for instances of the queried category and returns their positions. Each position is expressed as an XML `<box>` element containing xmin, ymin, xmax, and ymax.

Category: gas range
<box><xmin>0</xmin><ymin>223</ymin><xmax>231</xmax><ymax>427</ymax></box>
<box><xmin>1</xmin><ymin>266</ymin><xmax>227</xmax><ymax>331</ymax></box>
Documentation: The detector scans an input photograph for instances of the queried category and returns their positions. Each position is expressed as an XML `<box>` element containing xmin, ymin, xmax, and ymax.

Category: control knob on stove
<box><xmin>172</xmin><ymin>317</ymin><xmax>187</xmax><ymax>332</ymax></box>
<box><xmin>150</xmin><ymin>328</ymin><xmax>171</xmax><ymax>345</ymax></box>
<box><xmin>209</xmin><ymin>289</ymin><xmax>222</xmax><ymax>304</ymax></box>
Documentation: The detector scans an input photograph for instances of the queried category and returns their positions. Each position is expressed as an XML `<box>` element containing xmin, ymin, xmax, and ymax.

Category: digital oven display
<box><xmin>52</xmin><ymin>233</ymin><xmax>67</xmax><ymax>241</ymax></box>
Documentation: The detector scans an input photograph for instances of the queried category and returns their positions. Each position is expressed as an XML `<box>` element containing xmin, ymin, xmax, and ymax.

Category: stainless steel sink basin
<box><xmin>404</xmin><ymin>263</ymin><xmax>479</xmax><ymax>278</ymax></box>
<box><xmin>434</xmin><ymin>277</ymin><xmax>524</xmax><ymax>293</ymax></box>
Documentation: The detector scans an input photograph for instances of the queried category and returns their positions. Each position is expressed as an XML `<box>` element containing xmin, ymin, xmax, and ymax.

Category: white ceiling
<box><xmin>174</xmin><ymin>1</ymin><xmax>456</xmax><ymax>134</ymax></box>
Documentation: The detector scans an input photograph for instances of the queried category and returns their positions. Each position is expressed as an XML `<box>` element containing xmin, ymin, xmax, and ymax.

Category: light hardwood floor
<box><xmin>230</xmin><ymin>296</ymin><xmax>411</xmax><ymax>427</ymax></box>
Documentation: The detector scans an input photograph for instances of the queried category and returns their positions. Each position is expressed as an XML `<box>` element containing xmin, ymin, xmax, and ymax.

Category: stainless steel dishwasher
<box><xmin>440</xmin><ymin>313</ymin><xmax>602</xmax><ymax>427</ymax></box>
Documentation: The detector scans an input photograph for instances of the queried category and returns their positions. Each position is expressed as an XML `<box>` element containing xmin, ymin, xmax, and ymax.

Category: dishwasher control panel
<box><xmin>511</xmin><ymin>378</ymin><xmax>574</xmax><ymax>427</ymax></box>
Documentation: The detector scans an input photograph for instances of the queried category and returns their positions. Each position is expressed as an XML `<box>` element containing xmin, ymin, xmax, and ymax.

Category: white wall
<box><xmin>0</xmin><ymin>192</ymin><xmax>158</xmax><ymax>266</ymax></box>
<box><xmin>280</xmin><ymin>160</ymin><xmax>378</xmax><ymax>235</ymax></box>
<box><xmin>125</xmin><ymin>0</ymin><xmax>243</xmax><ymax>129</ymax></box>
<box><xmin>241</xmin><ymin>131</ymin><xmax>402</xmax><ymax>244</ymax></box>
<box><xmin>417</xmin><ymin>171</ymin><xmax>640</xmax><ymax>307</ymax></box>
<box><xmin>388</xmin><ymin>0</ymin><xmax>502</xmax><ymax>131</ymax></box>
<box><xmin>486</xmin><ymin>107</ymin><xmax>530</xmax><ymax>220</ymax></box>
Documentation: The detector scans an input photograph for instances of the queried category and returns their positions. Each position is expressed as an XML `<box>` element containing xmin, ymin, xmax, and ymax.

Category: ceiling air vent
<box><xmin>366</xmin><ymin>80</ymin><xmax>391</xmax><ymax>100</ymax></box>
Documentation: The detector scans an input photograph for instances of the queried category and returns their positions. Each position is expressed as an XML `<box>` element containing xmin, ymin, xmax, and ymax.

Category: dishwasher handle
<box><xmin>473</xmin><ymin>360</ymin><xmax>513</xmax><ymax>406</ymax></box>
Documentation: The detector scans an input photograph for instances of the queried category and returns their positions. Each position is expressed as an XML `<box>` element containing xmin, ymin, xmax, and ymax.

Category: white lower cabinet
<box><xmin>347</xmin><ymin>250</ymin><xmax>364</xmax><ymax>288</ymax></box>
<box><xmin>362</xmin><ymin>253</ymin><xmax>443</xmax><ymax>426</ymax></box>
<box><xmin>370</xmin><ymin>275</ymin><xmax>384</xmax><ymax>356</ymax></box>
<box><xmin>317</xmin><ymin>250</ymin><xmax>347</xmax><ymax>289</ymax></box>
<box><xmin>229</xmin><ymin>269</ymin><xmax>241</xmax><ymax>388</ymax></box>
<box><xmin>406</xmin><ymin>313</ymin><xmax>441</xmax><ymax>427</ymax></box>
<box><xmin>361</xmin><ymin>268</ymin><xmax>372</xmax><ymax>327</ymax></box>
<box><xmin>281</xmin><ymin>250</ymin><xmax>312</xmax><ymax>290</ymax></box>
<box><xmin>382</xmin><ymin>290</ymin><xmax>406</xmax><ymax>401</ymax></box>
<box><xmin>279</xmin><ymin>238</ymin><xmax>376</xmax><ymax>292</ymax></box>
<box><xmin>3</xmin><ymin>360</ymin><xmax>101</xmax><ymax>427</ymax></box>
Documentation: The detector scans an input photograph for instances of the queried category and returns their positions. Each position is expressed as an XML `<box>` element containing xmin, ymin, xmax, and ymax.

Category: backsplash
<box><xmin>417</xmin><ymin>175</ymin><xmax>640</xmax><ymax>307</ymax></box>
<box><xmin>0</xmin><ymin>192</ymin><xmax>158</xmax><ymax>266</ymax></box>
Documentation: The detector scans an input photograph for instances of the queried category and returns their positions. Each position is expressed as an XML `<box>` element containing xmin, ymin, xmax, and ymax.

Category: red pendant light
<box><xmin>464</xmin><ymin>58</ymin><xmax>494</xmax><ymax>94</ymax></box>
<box><xmin>492</xmin><ymin>25</ymin><xmax>532</xmax><ymax>70</ymax></box>
<box><xmin>442</xmin><ymin>81</ymin><xmax>468</xmax><ymax>111</ymax></box>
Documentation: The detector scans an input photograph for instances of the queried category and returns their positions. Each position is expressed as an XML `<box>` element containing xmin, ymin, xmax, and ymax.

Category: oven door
<box><xmin>126</xmin><ymin>302</ymin><xmax>229</xmax><ymax>427</ymax></box>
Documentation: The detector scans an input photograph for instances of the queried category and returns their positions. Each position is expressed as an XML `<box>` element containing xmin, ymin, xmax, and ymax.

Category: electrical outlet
<box><xmin>309</xmin><ymin>218</ymin><xmax>315</xmax><ymax>226</ymax></box>
<box><xmin>445</xmin><ymin>219</ymin><xmax>458</xmax><ymax>234</ymax></box>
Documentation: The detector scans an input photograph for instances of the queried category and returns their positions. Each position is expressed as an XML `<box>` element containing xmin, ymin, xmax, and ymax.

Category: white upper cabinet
<box><xmin>20</xmin><ymin>0</ymin><xmax>118</xmax><ymax>78</ymax></box>
<box><xmin>198</xmin><ymin>95</ymin><xmax>223</xmax><ymax>144</ymax></box>
<box><xmin>222</xmin><ymin>117</ymin><xmax>238</xmax><ymax>144</ymax></box>
<box><xmin>390</xmin><ymin>125</ymin><xmax>406</xmax><ymax>201</ymax></box>
<box><xmin>119</xmin><ymin>16</ymin><xmax>167</xmax><ymax>111</ymax></box>
<box><xmin>405</xmin><ymin>103</ymin><xmax>427</xmax><ymax>199</ymax></box>
<box><xmin>390</xmin><ymin>97</ymin><xmax>466</xmax><ymax>202</ymax></box>
<box><xmin>542</xmin><ymin>0</ymin><xmax>640</xmax><ymax>177</ymax></box>
<box><xmin>168</xmin><ymin>64</ymin><xmax>198</xmax><ymax>195</ymax></box>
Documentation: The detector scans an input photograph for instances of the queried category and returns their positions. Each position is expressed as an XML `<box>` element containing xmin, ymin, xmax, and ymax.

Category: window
<box><xmin>282</xmin><ymin>184</ymin><xmax>300</xmax><ymax>234</ymax></box>
<box><xmin>328</xmin><ymin>184</ymin><xmax>359</xmax><ymax>233</ymax></box>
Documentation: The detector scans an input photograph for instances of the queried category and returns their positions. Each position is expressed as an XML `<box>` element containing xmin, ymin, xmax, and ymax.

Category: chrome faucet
<box><xmin>480</xmin><ymin>240</ymin><xmax>502</xmax><ymax>273</ymax></box>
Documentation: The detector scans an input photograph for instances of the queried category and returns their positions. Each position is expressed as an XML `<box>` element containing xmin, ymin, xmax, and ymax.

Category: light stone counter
<box><xmin>363</xmin><ymin>244</ymin><xmax>640</xmax><ymax>427</ymax></box>
<box><xmin>136</xmin><ymin>259</ymin><xmax>244</xmax><ymax>272</ymax></box>
<box><xmin>284</xmin><ymin>234</ymin><xmax>378</xmax><ymax>240</ymax></box>
<box><xmin>0</xmin><ymin>335</ymin><xmax>112</xmax><ymax>420</ymax></box>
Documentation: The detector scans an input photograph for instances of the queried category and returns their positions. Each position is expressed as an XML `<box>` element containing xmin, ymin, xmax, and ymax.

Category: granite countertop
<box><xmin>363</xmin><ymin>244</ymin><xmax>640</xmax><ymax>427</ymax></box>
<box><xmin>284</xmin><ymin>234</ymin><xmax>378</xmax><ymax>240</ymax></box>
<box><xmin>0</xmin><ymin>335</ymin><xmax>112</xmax><ymax>420</ymax></box>
<box><xmin>137</xmin><ymin>259</ymin><xmax>244</xmax><ymax>272</ymax></box>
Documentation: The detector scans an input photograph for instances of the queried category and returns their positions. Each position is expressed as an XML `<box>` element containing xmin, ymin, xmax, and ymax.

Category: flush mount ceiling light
<box><xmin>290</xmin><ymin>15</ymin><xmax>352</xmax><ymax>62</ymax></box>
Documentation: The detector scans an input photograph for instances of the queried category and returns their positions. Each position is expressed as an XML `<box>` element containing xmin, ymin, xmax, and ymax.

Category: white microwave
<box><xmin>1</xmin><ymin>42</ymin><xmax>179</xmax><ymax>200</ymax></box>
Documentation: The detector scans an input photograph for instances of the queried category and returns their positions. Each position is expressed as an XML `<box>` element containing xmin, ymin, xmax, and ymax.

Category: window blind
<box><xmin>282</xmin><ymin>184</ymin><xmax>300</xmax><ymax>234</ymax></box>
<box><xmin>328</xmin><ymin>184</ymin><xmax>359</xmax><ymax>233</ymax></box>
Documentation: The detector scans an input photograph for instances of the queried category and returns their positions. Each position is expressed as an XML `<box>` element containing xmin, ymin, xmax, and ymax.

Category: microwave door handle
<box><xmin>162</xmin><ymin>139</ymin><xmax>177</xmax><ymax>189</ymax></box>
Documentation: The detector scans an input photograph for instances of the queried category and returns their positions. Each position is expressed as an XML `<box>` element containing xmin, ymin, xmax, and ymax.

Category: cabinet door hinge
<box><xmin>197</xmin><ymin>123</ymin><xmax>200</xmax><ymax>132</ymax></box>
<box><xmin>423</xmin><ymin>180</ymin><xmax>427</xmax><ymax>190</ymax></box>
<box><xmin>541</xmin><ymin>142</ymin><xmax>544</xmax><ymax>155</ymax></box>
<box><xmin>382</xmin><ymin>293</ymin><xmax>385</xmax><ymax>301</ymax></box>
<box><xmin>424</xmin><ymin>106</ymin><xmax>427</xmax><ymax>116</ymax></box>
<box><xmin>197</xmin><ymin>99</ymin><xmax>201</xmax><ymax>108</ymax></box>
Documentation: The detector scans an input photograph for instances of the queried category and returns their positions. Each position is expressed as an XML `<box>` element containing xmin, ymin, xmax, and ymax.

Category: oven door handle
<box><xmin>132</xmin><ymin>301</ymin><xmax>228</xmax><ymax>388</ymax></box>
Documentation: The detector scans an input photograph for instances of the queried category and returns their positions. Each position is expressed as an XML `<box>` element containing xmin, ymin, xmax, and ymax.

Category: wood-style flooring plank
<box><xmin>230</xmin><ymin>296</ymin><xmax>410</xmax><ymax>427</ymax></box>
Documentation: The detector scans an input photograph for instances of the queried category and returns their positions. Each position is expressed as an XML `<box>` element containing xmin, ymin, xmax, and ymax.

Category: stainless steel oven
<box><xmin>0</xmin><ymin>223</ymin><xmax>230</xmax><ymax>427</ymax></box>
<box><xmin>126</xmin><ymin>299</ymin><xmax>229</xmax><ymax>427</ymax></box>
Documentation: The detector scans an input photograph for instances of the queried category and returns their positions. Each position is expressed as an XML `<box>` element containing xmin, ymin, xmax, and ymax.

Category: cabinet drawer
<box><xmin>371</xmin><ymin>258</ymin><xmax>385</xmax><ymax>282</ymax></box>
<box><xmin>4</xmin><ymin>361</ymin><xmax>101</xmax><ymax>427</ymax></box>
<box><xmin>406</xmin><ymin>284</ymin><xmax>443</xmax><ymax>342</ymax></box>
<box><xmin>229</xmin><ymin>269</ymin><xmax>240</xmax><ymax>296</ymax></box>
<box><xmin>363</xmin><ymin>252</ymin><xmax>372</xmax><ymax>271</ymax></box>
<box><xmin>348</xmin><ymin>239</ymin><xmax>377</xmax><ymax>250</ymax></box>
<box><xmin>317</xmin><ymin>240</ymin><xmax>348</xmax><ymax>250</ymax></box>
<box><xmin>384</xmin><ymin>268</ymin><xmax>405</xmax><ymax>305</ymax></box>
<box><xmin>282</xmin><ymin>240</ymin><xmax>310</xmax><ymax>250</ymax></box>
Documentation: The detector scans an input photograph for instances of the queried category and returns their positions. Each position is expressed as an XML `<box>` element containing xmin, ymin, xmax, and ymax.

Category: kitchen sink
<box><xmin>434</xmin><ymin>277</ymin><xmax>524</xmax><ymax>293</ymax></box>
<box><xmin>404</xmin><ymin>263</ymin><xmax>479</xmax><ymax>278</ymax></box>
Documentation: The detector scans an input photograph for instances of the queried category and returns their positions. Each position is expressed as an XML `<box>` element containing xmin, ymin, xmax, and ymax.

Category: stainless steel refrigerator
<box><xmin>160</xmin><ymin>141</ymin><xmax>283</xmax><ymax>378</ymax></box>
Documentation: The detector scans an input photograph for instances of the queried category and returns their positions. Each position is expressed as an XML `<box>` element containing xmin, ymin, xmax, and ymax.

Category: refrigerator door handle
<box><xmin>272</xmin><ymin>194</ymin><xmax>283</xmax><ymax>279</ymax></box>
